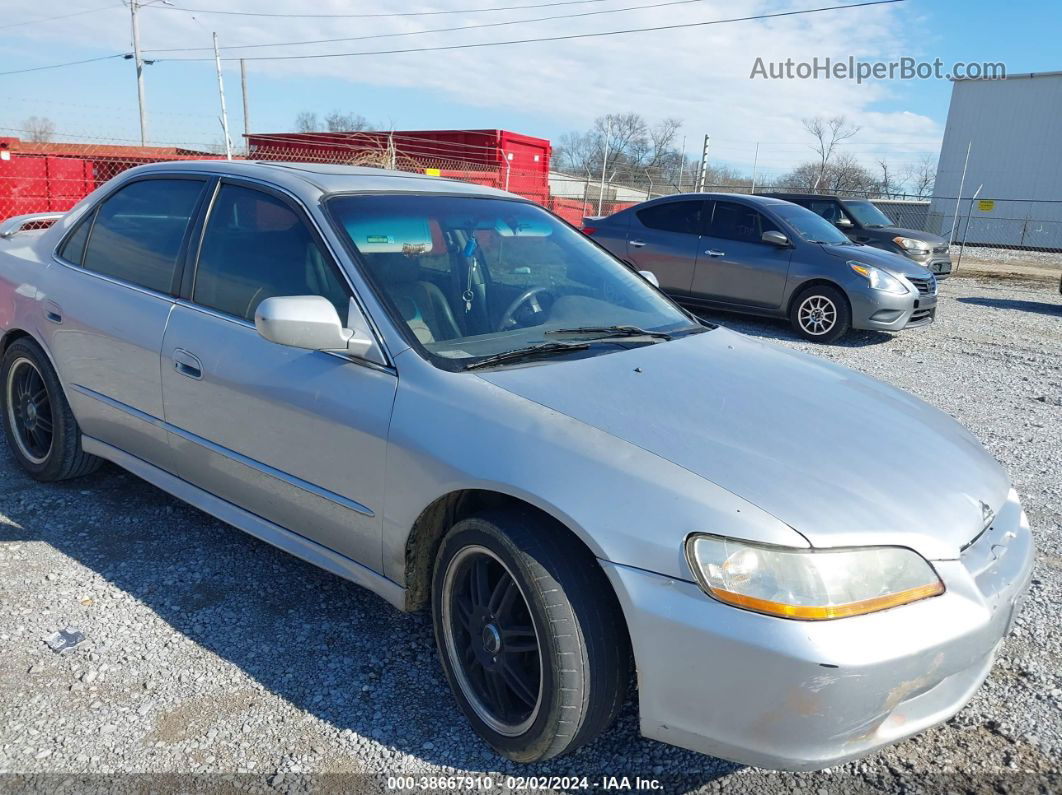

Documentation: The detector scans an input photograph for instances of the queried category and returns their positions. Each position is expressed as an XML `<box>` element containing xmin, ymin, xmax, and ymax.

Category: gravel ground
<box><xmin>1</xmin><ymin>275</ymin><xmax>1060</xmax><ymax>794</ymax></box>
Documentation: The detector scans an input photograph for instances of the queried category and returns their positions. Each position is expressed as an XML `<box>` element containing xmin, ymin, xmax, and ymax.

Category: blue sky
<box><xmin>2</xmin><ymin>0</ymin><xmax>1059</xmax><ymax>180</ymax></box>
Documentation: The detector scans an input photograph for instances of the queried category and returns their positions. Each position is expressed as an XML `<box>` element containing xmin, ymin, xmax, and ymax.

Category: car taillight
<box><xmin>582</xmin><ymin>226</ymin><xmax>597</xmax><ymax>236</ymax></box>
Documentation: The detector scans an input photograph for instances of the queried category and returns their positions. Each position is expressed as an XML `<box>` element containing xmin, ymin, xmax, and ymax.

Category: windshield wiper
<box><xmin>464</xmin><ymin>341</ymin><xmax>591</xmax><ymax>371</ymax></box>
<box><xmin>544</xmin><ymin>324</ymin><xmax>672</xmax><ymax>341</ymax></box>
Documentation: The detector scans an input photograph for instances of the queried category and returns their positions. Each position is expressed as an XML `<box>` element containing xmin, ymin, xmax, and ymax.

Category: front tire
<box><xmin>789</xmin><ymin>284</ymin><xmax>851</xmax><ymax>343</ymax></box>
<box><xmin>432</xmin><ymin>512</ymin><xmax>629</xmax><ymax>762</ymax></box>
<box><xmin>1</xmin><ymin>338</ymin><xmax>101</xmax><ymax>481</ymax></box>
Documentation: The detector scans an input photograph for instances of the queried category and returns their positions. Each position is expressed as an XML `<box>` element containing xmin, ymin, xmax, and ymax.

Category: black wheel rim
<box><xmin>7</xmin><ymin>358</ymin><xmax>53</xmax><ymax>464</ymax></box>
<box><xmin>442</xmin><ymin>546</ymin><xmax>542</xmax><ymax>736</ymax></box>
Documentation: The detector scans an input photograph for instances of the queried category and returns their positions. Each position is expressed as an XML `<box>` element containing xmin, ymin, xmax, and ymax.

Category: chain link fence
<box><xmin>2</xmin><ymin>127</ymin><xmax>1059</xmax><ymax>276</ymax></box>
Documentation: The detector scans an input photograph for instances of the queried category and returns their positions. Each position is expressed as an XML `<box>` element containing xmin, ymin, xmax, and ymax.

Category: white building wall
<box><xmin>929</xmin><ymin>72</ymin><xmax>1062</xmax><ymax>249</ymax></box>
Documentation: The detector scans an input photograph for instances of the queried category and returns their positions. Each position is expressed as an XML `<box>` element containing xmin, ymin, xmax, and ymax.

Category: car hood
<box><xmin>477</xmin><ymin>328</ymin><xmax>1009</xmax><ymax>559</ymax></box>
<box><xmin>819</xmin><ymin>241</ymin><xmax>932</xmax><ymax>278</ymax></box>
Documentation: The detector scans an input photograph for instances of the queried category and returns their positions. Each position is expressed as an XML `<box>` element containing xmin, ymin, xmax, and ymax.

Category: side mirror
<box><xmin>761</xmin><ymin>230</ymin><xmax>790</xmax><ymax>247</ymax></box>
<box><xmin>835</xmin><ymin>217</ymin><xmax>854</xmax><ymax>229</ymax></box>
<box><xmin>638</xmin><ymin>270</ymin><xmax>660</xmax><ymax>288</ymax></box>
<box><xmin>255</xmin><ymin>295</ymin><xmax>381</xmax><ymax>362</ymax></box>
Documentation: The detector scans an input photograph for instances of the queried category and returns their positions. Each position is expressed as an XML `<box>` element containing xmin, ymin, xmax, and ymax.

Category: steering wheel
<box><xmin>498</xmin><ymin>286</ymin><xmax>552</xmax><ymax>330</ymax></box>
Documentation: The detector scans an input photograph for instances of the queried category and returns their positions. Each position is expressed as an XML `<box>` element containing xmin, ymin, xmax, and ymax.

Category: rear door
<box><xmin>691</xmin><ymin>200</ymin><xmax>793</xmax><ymax>308</ymax></box>
<box><xmin>583</xmin><ymin>213</ymin><xmax>630</xmax><ymax>261</ymax></box>
<box><xmin>47</xmin><ymin>175</ymin><xmax>208</xmax><ymax>473</ymax></box>
<box><xmin>624</xmin><ymin>200</ymin><xmax>706</xmax><ymax>296</ymax></box>
<box><xmin>160</xmin><ymin>180</ymin><xmax>396</xmax><ymax>568</ymax></box>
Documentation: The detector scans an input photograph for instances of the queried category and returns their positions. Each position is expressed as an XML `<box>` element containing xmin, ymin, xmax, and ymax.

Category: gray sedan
<box><xmin>0</xmin><ymin>162</ymin><xmax>1032</xmax><ymax>771</ymax></box>
<box><xmin>584</xmin><ymin>193</ymin><xmax>938</xmax><ymax>342</ymax></box>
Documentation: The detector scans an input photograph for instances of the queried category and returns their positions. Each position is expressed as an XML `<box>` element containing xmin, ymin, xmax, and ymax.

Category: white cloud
<box><xmin>4</xmin><ymin>0</ymin><xmax>945</xmax><ymax>174</ymax></box>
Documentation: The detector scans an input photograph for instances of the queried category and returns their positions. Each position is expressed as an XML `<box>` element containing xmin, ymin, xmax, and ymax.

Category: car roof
<box><xmin>117</xmin><ymin>159</ymin><xmax>517</xmax><ymax>200</ymax></box>
<box><xmin>635</xmin><ymin>192</ymin><xmax>793</xmax><ymax>207</ymax></box>
<box><xmin>761</xmin><ymin>192</ymin><xmax>874</xmax><ymax>204</ymax></box>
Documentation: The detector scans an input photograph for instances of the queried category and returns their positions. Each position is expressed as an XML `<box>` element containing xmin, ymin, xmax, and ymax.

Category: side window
<box><xmin>808</xmin><ymin>200</ymin><xmax>845</xmax><ymax>224</ymax></box>
<box><xmin>59</xmin><ymin>212</ymin><xmax>94</xmax><ymax>265</ymax></box>
<box><xmin>193</xmin><ymin>184</ymin><xmax>349</xmax><ymax>323</ymax></box>
<box><xmin>82</xmin><ymin>179</ymin><xmax>203</xmax><ymax>294</ymax></box>
<box><xmin>709</xmin><ymin>202</ymin><xmax>779</xmax><ymax>244</ymax></box>
<box><xmin>636</xmin><ymin>201</ymin><xmax>705</xmax><ymax>235</ymax></box>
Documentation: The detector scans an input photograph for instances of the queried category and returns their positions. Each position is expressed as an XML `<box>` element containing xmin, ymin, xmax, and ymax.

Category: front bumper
<box><xmin>909</xmin><ymin>250</ymin><xmax>952</xmax><ymax>278</ymax></box>
<box><xmin>604</xmin><ymin>493</ymin><xmax>1033</xmax><ymax>771</ymax></box>
<box><xmin>850</xmin><ymin>288</ymin><xmax>937</xmax><ymax>332</ymax></box>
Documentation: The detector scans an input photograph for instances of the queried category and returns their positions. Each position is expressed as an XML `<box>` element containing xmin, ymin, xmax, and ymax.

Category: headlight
<box><xmin>848</xmin><ymin>261</ymin><xmax>910</xmax><ymax>294</ymax></box>
<box><xmin>893</xmin><ymin>236</ymin><xmax>930</xmax><ymax>254</ymax></box>
<box><xmin>685</xmin><ymin>534</ymin><xmax>944</xmax><ymax>620</ymax></box>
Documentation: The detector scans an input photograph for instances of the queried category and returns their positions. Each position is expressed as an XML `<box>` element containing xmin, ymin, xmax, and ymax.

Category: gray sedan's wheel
<box><xmin>432</xmin><ymin>512</ymin><xmax>629</xmax><ymax>762</ymax></box>
<box><xmin>789</xmin><ymin>285</ymin><xmax>851</xmax><ymax>343</ymax></box>
<box><xmin>1</xmin><ymin>338</ymin><xmax>101</xmax><ymax>481</ymax></box>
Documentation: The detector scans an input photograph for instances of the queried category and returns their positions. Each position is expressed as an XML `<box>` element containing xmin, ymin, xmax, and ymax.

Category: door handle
<box><xmin>629</xmin><ymin>239</ymin><xmax>647</xmax><ymax>248</ymax></box>
<box><xmin>172</xmin><ymin>349</ymin><xmax>203</xmax><ymax>380</ymax></box>
<box><xmin>705</xmin><ymin>250</ymin><xmax>726</xmax><ymax>257</ymax></box>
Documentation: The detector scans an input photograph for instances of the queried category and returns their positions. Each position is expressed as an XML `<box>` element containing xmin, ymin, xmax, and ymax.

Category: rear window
<box><xmin>82</xmin><ymin>178</ymin><xmax>204</xmax><ymax>294</ymax></box>
<box><xmin>636</xmin><ymin>201</ymin><xmax>705</xmax><ymax>235</ymax></box>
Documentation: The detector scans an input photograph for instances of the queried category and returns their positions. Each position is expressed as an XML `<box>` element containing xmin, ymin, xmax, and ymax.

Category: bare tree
<box><xmin>294</xmin><ymin>111</ymin><xmax>320</xmax><ymax>133</ymax></box>
<box><xmin>904</xmin><ymin>155</ymin><xmax>936</xmax><ymax>198</ymax></box>
<box><xmin>777</xmin><ymin>155</ymin><xmax>877</xmax><ymax>196</ymax></box>
<box><xmin>803</xmin><ymin>115</ymin><xmax>860</xmax><ymax>190</ymax></box>
<box><xmin>878</xmin><ymin>159</ymin><xmax>897</xmax><ymax>198</ymax></box>
<box><xmin>324</xmin><ymin>111</ymin><xmax>371</xmax><ymax>132</ymax></box>
<box><xmin>554</xmin><ymin>113</ymin><xmax>696</xmax><ymax>188</ymax></box>
<box><xmin>23</xmin><ymin>116</ymin><xmax>56</xmax><ymax>143</ymax></box>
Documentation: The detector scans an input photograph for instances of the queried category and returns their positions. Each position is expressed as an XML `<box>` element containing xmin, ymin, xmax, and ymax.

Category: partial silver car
<box><xmin>584</xmin><ymin>193</ymin><xmax>939</xmax><ymax>343</ymax></box>
<box><xmin>0</xmin><ymin>162</ymin><xmax>1033</xmax><ymax>771</ymax></box>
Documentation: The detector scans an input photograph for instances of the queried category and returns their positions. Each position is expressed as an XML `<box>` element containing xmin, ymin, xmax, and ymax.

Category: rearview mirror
<box><xmin>761</xmin><ymin>230</ymin><xmax>790</xmax><ymax>247</ymax></box>
<box><xmin>638</xmin><ymin>270</ymin><xmax>660</xmax><ymax>288</ymax></box>
<box><xmin>255</xmin><ymin>295</ymin><xmax>380</xmax><ymax>361</ymax></box>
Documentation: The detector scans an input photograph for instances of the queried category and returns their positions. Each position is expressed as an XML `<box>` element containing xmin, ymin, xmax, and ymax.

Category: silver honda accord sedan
<box><xmin>0</xmin><ymin>161</ymin><xmax>1033</xmax><ymax>771</ymax></box>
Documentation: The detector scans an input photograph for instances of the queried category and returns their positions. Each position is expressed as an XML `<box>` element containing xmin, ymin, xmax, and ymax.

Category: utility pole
<box><xmin>696</xmin><ymin>134</ymin><xmax>710</xmax><ymax>192</ymax></box>
<box><xmin>240</xmin><ymin>59</ymin><xmax>250</xmax><ymax>149</ymax></box>
<box><xmin>750</xmin><ymin>142</ymin><xmax>760</xmax><ymax>193</ymax></box>
<box><xmin>129</xmin><ymin>0</ymin><xmax>148</xmax><ymax>145</ymax></box>
<box><xmin>596</xmin><ymin>117</ymin><xmax>611</xmax><ymax>216</ymax></box>
<box><xmin>949</xmin><ymin>141</ymin><xmax>972</xmax><ymax>245</ymax></box>
<box><xmin>213</xmin><ymin>32</ymin><xmax>232</xmax><ymax>160</ymax></box>
<box><xmin>676</xmin><ymin>134</ymin><xmax>686</xmax><ymax>190</ymax></box>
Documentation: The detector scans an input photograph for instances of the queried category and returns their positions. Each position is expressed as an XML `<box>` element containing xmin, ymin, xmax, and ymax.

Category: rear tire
<box><xmin>432</xmin><ymin>511</ymin><xmax>629</xmax><ymax>762</ymax></box>
<box><xmin>1</xmin><ymin>338</ymin><xmax>101</xmax><ymax>481</ymax></box>
<box><xmin>789</xmin><ymin>284</ymin><xmax>851</xmax><ymax>343</ymax></box>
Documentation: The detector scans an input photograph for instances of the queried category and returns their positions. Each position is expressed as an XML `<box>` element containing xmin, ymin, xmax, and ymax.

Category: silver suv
<box><xmin>0</xmin><ymin>162</ymin><xmax>1031</xmax><ymax>770</ymax></box>
<box><xmin>585</xmin><ymin>193</ymin><xmax>938</xmax><ymax>343</ymax></box>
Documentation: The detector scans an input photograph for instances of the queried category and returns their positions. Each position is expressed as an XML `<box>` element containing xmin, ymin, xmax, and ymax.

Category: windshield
<box><xmin>772</xmin><ymin>203</ymin><xmax>852</xmax><ymax>245</ymax></box>
<box><xmin>844</xmin><ymin>200</ymin><xmax>895</xmax><ymax>228</ymax></box>
<box><xmin>328</xmin><ymin>194</ymin><xmax>701</xmax><ymax>369</ymax></box>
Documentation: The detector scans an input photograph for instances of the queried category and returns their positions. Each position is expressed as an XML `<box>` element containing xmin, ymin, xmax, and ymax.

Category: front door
<box><xmin>691</xmin><ymin>200</ymin><xmax>793</xmax><ymax>308</ymax></box>
<box><xmin>160</xmin><ymin>181</ymin><xmax>397</xmax><ymax>569</ymax></box>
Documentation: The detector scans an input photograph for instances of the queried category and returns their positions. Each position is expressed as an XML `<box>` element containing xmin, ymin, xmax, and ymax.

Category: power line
<box><xmin>161</xmin><ymin>0</ymin><xmax>907</xmax><ymax>63</ymax></box>
<box><xmin>0</xmin><ymin>3</ymin><xmax>122</xmax><ymax>31</ymax></box>
<box><xmin>0</xmin><ymin>53</ymin><xmax>128</xmax><ymax>77</ymax></box>
<box><xmin>145</xmin><ymin>0</ymin><xmax>710</xmax><ymax>53</ymax></box>
<box><xmin>155</xmin><ymin>0</ymin><xmax>614</xmax><ymax>20</ymax></box>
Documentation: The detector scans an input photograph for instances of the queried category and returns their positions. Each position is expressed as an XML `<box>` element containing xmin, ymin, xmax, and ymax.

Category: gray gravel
<box><xmin>1</xmin><ymin>275</ymin><xmax>1060</xmax><ymax>793</ymax></box>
